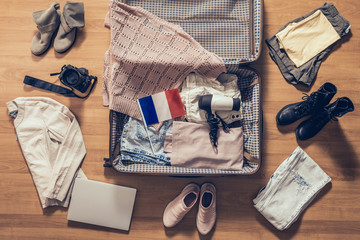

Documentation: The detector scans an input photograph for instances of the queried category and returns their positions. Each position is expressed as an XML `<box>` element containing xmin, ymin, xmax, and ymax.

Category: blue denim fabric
<box><xmin>120</xmin><ymin>116</ymin><xmax>172</xmax><ymax>165</ymax></box>
<box><xmin>253</xmin><ymin>147</ymin><xmax>331</xmax><ymax>231</ymax></box>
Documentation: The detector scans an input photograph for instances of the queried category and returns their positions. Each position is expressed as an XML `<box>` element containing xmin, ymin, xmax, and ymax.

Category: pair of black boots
<box><xmin>276</xmin><ymin>83</ymin><xmax>354</xmax><ymax>140</ymax></box>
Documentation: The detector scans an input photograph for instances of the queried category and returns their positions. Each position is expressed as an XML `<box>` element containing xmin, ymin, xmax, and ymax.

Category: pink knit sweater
<box><xmin>103</xmin><ymin>1</ymin><xmax>226</xmax><ymax>120</ymax></box>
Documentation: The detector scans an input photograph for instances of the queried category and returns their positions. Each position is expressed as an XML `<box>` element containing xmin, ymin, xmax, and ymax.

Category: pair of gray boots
<box><xmin>31</xmin><ymin>2</ymin><xmax>84</xmax><ymax>56</ymax></box>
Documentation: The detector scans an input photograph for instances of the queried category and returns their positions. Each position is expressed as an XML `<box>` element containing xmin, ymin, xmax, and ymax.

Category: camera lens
<box><xmin>63</xmin><ymin>69</ymin><xmax>80</xmax><ymax>86</ymax></box>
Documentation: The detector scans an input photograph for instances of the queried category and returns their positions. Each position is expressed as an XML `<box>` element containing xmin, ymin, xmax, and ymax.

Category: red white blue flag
<box><xmin>137</xmin><ymin>89</ymin><xmax>186</xmax><ymax>126</ymax></box>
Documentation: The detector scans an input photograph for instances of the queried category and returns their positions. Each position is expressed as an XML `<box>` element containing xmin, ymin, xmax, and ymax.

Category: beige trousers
<box><xmin>276</xmin><ymin>10</ymin><xmax>340</xmax><ymax>67</ymax></box>
<box><xmin>164</xmin><ymin>121</ymin><xmax>244</xmax><ymax>171</ymax></box>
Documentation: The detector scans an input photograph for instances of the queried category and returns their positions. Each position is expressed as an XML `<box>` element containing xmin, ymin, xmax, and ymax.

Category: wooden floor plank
<box><xmin>0</xmin><ymin>0</ymin><xmax>359</xmax><ymax>239</ymax></box>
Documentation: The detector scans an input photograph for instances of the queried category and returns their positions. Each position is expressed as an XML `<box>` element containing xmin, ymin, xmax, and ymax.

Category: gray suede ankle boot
<box><xmin>54</xmin><ymin>2</ymin><xmax>85</xmax><ymax>53</ymax></box>
<box><xmin>31</xmin><ymin>2</ymin><xmax>60</xmax><ymax>56</ymax></box>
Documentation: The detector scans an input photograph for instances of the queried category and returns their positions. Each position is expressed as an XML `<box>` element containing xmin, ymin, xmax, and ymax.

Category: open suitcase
<box><xmin>105</xmin><ymin>0</ymin><xmax>263</xmax><ymax>176</ymax></box>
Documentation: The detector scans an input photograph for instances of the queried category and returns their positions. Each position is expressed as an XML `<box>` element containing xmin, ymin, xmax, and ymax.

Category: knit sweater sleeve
<box><xmin>194</xmin><ymin>50</ymin><xmax>227</xmax><ymax>79</ymax></box>
<box><xmin>104</xmin><ymin>11</ymin><xmax>110</xmax><ymax>28</ymax></box>
<box><xmin>102</xmin><ymin>50</ymin><xmax>111</xmax><ymax>106</ymax></box>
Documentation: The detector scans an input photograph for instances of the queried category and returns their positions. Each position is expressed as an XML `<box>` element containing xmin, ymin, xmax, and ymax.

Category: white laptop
<box><xmin>67</xmin><ymin>178</ymin><xmax>137</xmax><ymax>231</ymax></box>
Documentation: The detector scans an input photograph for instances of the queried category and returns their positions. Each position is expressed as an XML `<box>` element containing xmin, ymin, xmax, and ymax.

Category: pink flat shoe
<box><xmin>163</xmin><ymin>183</ymin><xmax>200</xmax><ymax>228</ymax></box>
<box><xmin>196</xmin><ymin>183</ymin><xmax>216</xmax><ymax>235</ymax></box>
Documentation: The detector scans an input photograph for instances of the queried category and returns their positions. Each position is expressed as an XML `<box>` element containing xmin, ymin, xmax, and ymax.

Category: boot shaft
<box><xmin>325</xmin><ymin>97</ymin><xmax>354</xmax><ymax>118</ymax></box>
<box><xmin>296</xmin><ymin>96</ymin><xmax>354</xmax><ymax>140</ymax></box>
<box><xmin>62</xmin><ymin>2</ymin><xmax>85</xmax><ymax>28</ymax></box>
<box><xmin>32</xmin><ymin>2</ymin><xmax>60</xmax><ymax>32</ymax></box>
<box><xmin>307</xmin><ymin>82</ymin><xmax>337</xmax><ymax>111</ymax></box>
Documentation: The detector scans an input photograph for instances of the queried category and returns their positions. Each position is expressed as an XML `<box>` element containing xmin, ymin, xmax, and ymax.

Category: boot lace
<box><xmin>312</xmin><ymin>108</ymin><xmax>338</xmax><ymax>130</ymax></box>
<box><xmin>294</xmin><ymin>92</ymin><xmax>321</xmax><ymax>117</ymax></box>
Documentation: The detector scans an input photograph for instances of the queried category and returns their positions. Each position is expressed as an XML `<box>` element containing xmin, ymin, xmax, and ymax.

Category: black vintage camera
<box><xmin>24</xmin><ymin>64</ymin><xmax>97</xmax><ymax>99</ymax></box>
<box><xmin>54</xmin><ymin>65</ymin><xmax>94</xmax><ymax>93</ymax></box>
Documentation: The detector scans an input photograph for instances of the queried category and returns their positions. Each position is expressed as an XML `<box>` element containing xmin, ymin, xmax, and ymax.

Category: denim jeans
<box><xmin>120</xmin><ymin>116</ymin><xmax>172</xmax><ymax>165</ymax></box>
<box><xmin>253</xmin><ymin>147</ymin><xmax>331</xmax><ymax>230</ymax></box>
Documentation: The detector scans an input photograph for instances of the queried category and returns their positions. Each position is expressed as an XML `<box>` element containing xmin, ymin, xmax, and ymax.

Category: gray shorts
<box><xmin>266</xmin><ymin>3</ymin><xmax>350</xmax><ymax>86</ymax></box>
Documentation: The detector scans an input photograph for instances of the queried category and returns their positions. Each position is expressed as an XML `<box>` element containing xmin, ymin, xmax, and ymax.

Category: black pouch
<box><xmin>24</xmin><ymin>64</ymin><xmax>97</xmax><ymax>99</ymax></box>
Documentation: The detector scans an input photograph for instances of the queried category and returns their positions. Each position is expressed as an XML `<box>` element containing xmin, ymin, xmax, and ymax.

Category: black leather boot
<box><xmin>296</xmin><ymin>97</ymin><xmax>354</xmax><ymax>140</ymax></box>
<box><xmin>276</xmin><ymin>82</ymin><xmax>337</xmax><ymax>125</ymax></box>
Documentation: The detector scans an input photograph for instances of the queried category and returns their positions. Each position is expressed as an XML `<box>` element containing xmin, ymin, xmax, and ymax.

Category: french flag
<box><xmin>137</xmin><ymin>89</ymin><xmax>186</xmax><ymax>126</ymax></box>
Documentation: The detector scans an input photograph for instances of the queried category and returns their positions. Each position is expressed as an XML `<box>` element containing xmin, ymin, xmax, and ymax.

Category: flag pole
<box><xmin>137</xmin><ymin>99</ymin><xmax>156</xmax><ymax>154</ymax></box>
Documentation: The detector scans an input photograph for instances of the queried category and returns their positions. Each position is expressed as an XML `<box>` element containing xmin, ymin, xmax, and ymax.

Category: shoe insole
<box><xmin>184</xmin><ymin>192</ymin><xmax>196</xmax><ymax>207</ymax></box>
<box><xmin>202</xmin><ymin>192</ymin><xmax>213</xmax><ymax>208</ymax></box>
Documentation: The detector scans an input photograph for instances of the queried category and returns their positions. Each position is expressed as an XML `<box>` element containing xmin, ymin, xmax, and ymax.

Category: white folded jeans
<box><xmin>7</xmin><ymin>97</ymin><xmax>87</xmax><ymax>208</ymax></box>
<box><xmin>253</xmin><ymin>146</ymin><xmax>331</xmax><ymax>230</ymax></box>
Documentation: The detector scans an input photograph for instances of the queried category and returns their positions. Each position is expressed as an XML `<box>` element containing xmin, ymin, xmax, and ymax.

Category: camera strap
<box><xmin>24</xmin><ymin>75</ymin><xmax>97</xmax><ymax>99</ymax></box>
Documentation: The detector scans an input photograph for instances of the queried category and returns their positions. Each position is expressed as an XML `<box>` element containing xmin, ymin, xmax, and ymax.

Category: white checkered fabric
<box><xmin>124</xmin><ymin>0</ymin><xmax>262</xmax><ymax>64</ymax></box>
